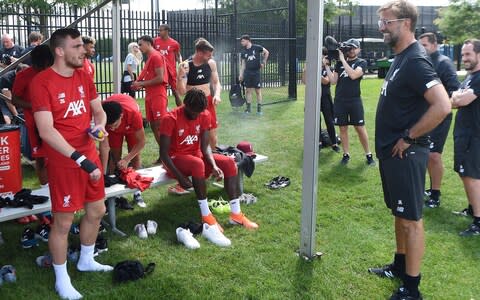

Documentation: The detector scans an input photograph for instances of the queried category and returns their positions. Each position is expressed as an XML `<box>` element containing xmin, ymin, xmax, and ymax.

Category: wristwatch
<box><xmin>401</xmin><ymin>129</ymin><xmax>415</xmax><ymax>144</ymax></box>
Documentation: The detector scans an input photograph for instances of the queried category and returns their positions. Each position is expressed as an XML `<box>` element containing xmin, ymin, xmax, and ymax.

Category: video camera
<box><xmin>0</xmin><ymin>54</ymin><xmax>12</xmax><ymax>66</ymax></box>
<box><xmin>324</xmin><ymin>36</ymin><xmax>359</xmax><ymax>61</ymax></box>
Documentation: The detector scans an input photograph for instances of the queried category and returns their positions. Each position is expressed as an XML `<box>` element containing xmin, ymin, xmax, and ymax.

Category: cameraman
<box><xmin>0</xmin><ymin>33</ymin><xmax>24</xmax><ymax>68</ymax></box>
<box><xmin>324</xmin><ymin>38</ymin><xmax>375</xmax><ymax>166</ymax></box>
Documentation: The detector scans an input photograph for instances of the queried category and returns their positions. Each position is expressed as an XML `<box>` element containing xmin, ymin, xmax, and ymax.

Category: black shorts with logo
<box><xmin>429</xmin><ymin>113</ymin><xmax>452</xmax><ymax>153</ymax></box>
<box><xmin>333</xmin><ymin>97</ymin><xmax>365</xmax><ymax>126</ymax></box>
<box><xmin>379</xmin><ymin>144</ymin><xmax>429</xmax><ymax>221</ymax></box>
<box><xmin>454</xmin><ymin>136</ymin><xmax>480</xmax><ymax>179</ymax></box>
<box><xmin>243</xmin><ymin>70</ymin><xmax>261</xmax><ymax>89</ymax></box>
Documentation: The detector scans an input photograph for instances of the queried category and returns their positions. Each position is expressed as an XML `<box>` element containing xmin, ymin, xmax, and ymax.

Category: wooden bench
<box><xmin>0</xmin><ymin>154</ymin><xmax>268</xmax><ymax>236</ymax></box>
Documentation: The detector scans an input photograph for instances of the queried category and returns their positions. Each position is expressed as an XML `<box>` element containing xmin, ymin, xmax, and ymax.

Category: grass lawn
<box><xmin>1</xmin><ymin>78</ymin><xmax>479</xmax><ymax>299</ymax></box>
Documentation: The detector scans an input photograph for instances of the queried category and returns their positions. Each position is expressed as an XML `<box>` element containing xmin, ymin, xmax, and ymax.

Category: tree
<box><xmin>435</xmin><ymin>0</ymin><xmax>480</xmax><ymax>44</ymax></box>
<box><xmin>0</xmin><ymin>0</ymin><xmax>98</xmax><ymax>37</ymax></box>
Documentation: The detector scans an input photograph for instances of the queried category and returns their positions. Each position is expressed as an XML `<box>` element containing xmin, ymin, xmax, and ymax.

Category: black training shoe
<box><xmin>424</xmin><ymin>198</ymin><xmax>440</xmax><ymax>208</ymax></box>
<box><xmin>366</xmin><ymin>154</ymin><xmax>376</xmax><ymax>166</ymax></box>
<box><xmin>368</xmin><ymin>263</ymin><xmax>400</xmax><ymax>279</ymax></box>
<box><xmin>390</xmin><ymin>286</ymin><xmax>423</xmax><ymax>300</ymax></box>
<box><xmin>95</xmin><ymin>234</ymin><xmax>108</xmax><ymax>254</ymax></box>
<box><xmin>459</xmin><ymin>223</ymin><xmax>480</xmax><ymax>237</ymax></box>
<box><xmin>331</xmin><ymin>145</ymin><xmax>341</xmax><ymax>153</ymax></box>
<box><xmin>20</xmin><ymin>227</ymin><xmax>39</xmax><ymax>249</ymax></box>
<box><xmin>452</xmin><ymin>207</ymin><xmax>473</xmax><ymax>217</ymax></box>
<box><xmin>340</xmin><ymin>153</ymin><xmax>350</xmax><ymax>165</ymax></box>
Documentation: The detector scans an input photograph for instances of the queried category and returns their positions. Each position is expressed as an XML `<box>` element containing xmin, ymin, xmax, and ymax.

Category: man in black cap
<box><xmin>324</xmin><ymin>38</ymin><xmax>375</xmax><ymax>166</ymax></box>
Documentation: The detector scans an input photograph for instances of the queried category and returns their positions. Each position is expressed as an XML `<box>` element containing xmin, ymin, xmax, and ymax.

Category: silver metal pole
<box><xmin>112</xmin><ymin>0</ymin><xmax>122</xmax><ymax>94</ymax></box>
<box><xmin>299</xmin><ymin>0</ymin><xmax>324</xmax><ymax>259</ymax></box>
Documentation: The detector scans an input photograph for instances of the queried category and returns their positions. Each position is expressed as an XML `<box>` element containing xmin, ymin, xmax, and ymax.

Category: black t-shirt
<box><xmin>0</xmin><ymin>45</ymin><xmax>24</xmax><ymax>58</ymax></box>
<box><xmin>241</xmin><ymin>44</ymin><xmax>264</xmax><ymax>71</ymax></box>
<box><xmin>375</xmin><ymin>42</ymin><xmax>441</xmax><ymax>160</ymax></box>
<box><xmin>430</xmin><ymin>51</ymin><xmax>459</xmax><ymax>97</ymax></box>
<box><xmin>453</xmin><ymin>70</ymin><xmax>480</xmax><ymax>138</ymax></box>
<box><xmin>334</xmin><ymin>57</ymin><xmax>366</xmax><ymax>100</ymax></box>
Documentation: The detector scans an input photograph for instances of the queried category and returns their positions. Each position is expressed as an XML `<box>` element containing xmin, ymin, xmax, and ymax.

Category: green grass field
<box><xmin>1</xmin><ymin>79</ymin><xmax>479</xmax><ymax>299</ymax></box>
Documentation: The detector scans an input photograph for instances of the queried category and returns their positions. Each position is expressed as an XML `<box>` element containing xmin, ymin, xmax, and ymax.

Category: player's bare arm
<box><xmin>209</xmin><ymin>59</ymin><xmax>222</xmax><ymax>105</ymax></box>
<box><xmin>261</xmin><ymin>47</ymin><xmax>269</xmax><ymax>67</ymax></box>
<box><xmin>118</xmin><ymin>128</ymin><xmax>145</xmax><ymax>170</ymax></box>
<box><xmin>159</xmin><ymin>134</ymin><xmax>192</xmax><ymax>189</ymax></box>
<box><xmin>176</xmin><ymin>61</ymin><xmax>188</xmax><ymax>96</ymax></box>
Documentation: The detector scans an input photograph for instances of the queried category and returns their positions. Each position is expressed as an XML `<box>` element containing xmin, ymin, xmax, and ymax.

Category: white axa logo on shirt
<box><xmin>63</xmin><ymin>99</ymin><xmax>87</xmax><ymax>118</ymax></box>
<box><xmin>63</xmin><ymin>195</ymin><xmax>71</xmax><ymax>207</ymax></box>
<box><xmin>196</xmin><ymin>74</ymin><xmax>205</xmax><ymax>80</ymax></box>
<box><xmin>160</xmin><ymin>49</ymin><xmax>168</xmax><ymax>56</ymax></box>
<box><xmin>180</xmin><ymin>135</ymin><xmax>198</xmax><ymax>145</ymax></box>
<box><xmin>247</xmin><ymin>54</ymin><xmax>256</xmax><ymax>61</ymax></box>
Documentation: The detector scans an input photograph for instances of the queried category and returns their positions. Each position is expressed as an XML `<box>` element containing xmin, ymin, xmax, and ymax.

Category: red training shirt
<box><xmin>137</xmin><ymin>51</ymin><xmax>168</xmax><ymax>96</ymax></box>
<box><xmin>31</xmin><ymin>68</ymin><xmax>98</xmax><ymax>168</ymax></box>
<box><xmin>103</xmin><ymin>94</ymin><xmax>143</xmax><ymax>135</ymax></box>
<box><xmin>82</xmin><ymin>58</ymin><xmax>95</xmax><ymax>80</ymax></box>
<box><xmin>153</xmin><ymin>37</ymin><xmax>180</xmax><ymax>74</ymax></box>
<box><xmin>160</xmin><ymin>106</ymin><xmax>211</xmax><ymax>157</ymax></box>
<box><xmin>12</xmin><ymin>67</ymin><xmax>39</xmax><ymax>124</ymax></box>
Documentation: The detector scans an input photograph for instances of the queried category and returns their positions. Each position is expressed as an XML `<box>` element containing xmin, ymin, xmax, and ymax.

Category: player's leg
<box><xmin>212</xmin><ymin>154</ymin><xmax>258</xmax><ymax>229</ymax></box>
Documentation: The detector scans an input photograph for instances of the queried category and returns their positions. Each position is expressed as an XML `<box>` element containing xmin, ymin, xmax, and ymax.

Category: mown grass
<box><xmin>1</xmin><ymin>79</ymin><xmax>479</xmax><ymax>299</ymax></box>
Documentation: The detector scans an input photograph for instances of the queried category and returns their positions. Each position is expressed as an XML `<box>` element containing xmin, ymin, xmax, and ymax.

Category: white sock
<box><xmin>198</xmin><ymin>199</ymin><xmax>211</xmax><ymax>216</ymax></box>
<box><xmin>134</xmin><ymin>191</ymin><xmax>141</xmax><ymax>197</ymax></box>
<box><xmin>366</xmin><ymin>152</ymin><xmax>372</xmax><ymax>156</ymax></box>
<box><xmin>41</xmin><ymin>183</ymin><xmax>49</xmax><ymax>188</ymax></box>
<box><xmin>53</xmin><ymin>261</ymin><xmax>83</xmax><ymax>300</ymax></box>
<box><xmin>229</xmin><ymin>198</ymin><xmax>241</xmax><ymax>214</ymax></box>
<box><xmin>77</xmin><ymin>244</ymin><xmax>113</xmax><ymax>272</ymax></box>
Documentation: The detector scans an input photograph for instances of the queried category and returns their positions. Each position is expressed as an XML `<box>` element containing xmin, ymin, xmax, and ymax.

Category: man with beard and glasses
<box><xmin>368</xmin><ymin>1</ymin><xmax>451</xmax><ymax>299</ymax></box>
<box><xmin>451</xmin><ymin>39</ymin><xmax>480</xmax><ymax>236</ymax></box>
<box><xmin>31</xmin><ymin>28</ymin><xmax>112</xmax><ymax>300</ymax></box>
<box><xmin>418</xmin><ymin>32</ymin><xmax>460</xmax><ymax>209</ymax></box>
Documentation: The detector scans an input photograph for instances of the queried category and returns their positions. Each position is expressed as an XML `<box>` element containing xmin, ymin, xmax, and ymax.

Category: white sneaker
<box><xmin>202</xmin><ymin>223</ymin><xmax>231</xmax><ymax>247</ymax></box>
<box><xmin>239</xmin><ymin>193</ymin><xmax>257</xmax><ymax>205</ymax></box>
<box><xmin>134</xmin><ymin>224</ymin><xmax>148</xmax><ymax>239</ymax></box>
<box><xmin>146</xmin><ymin>220</ymin><xmax>158</xmax><ymax>235</ymax></box>
<box><xmin>133</xmin><ymin>193</ymin><xmax>147</xmax><ymax>208</ymax></box>
<box><xmin>176</xmin><ymin>227</ymin><xmax>200</xmax><ymax>249</ymax></box>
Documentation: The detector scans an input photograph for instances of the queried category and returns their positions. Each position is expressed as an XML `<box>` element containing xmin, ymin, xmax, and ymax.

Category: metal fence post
<box><xmin>288</xmin><ymin>0</ymin><xmax>297</xmax><ymax>99</ymax></box>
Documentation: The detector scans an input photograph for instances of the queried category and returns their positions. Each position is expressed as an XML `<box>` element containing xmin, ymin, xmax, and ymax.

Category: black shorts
<box><xmin>243</xmin><ymin>71</ymin><xmax>261</xmax><ymax>89</ymax></box>
<box><xmin>429</xmin><ymin>113</ymin><xmax>452</xmax><ymax>153</ymax></box>
<box><xmin>379</xmin><ymin>144</ymin><xmax>429</xmax><ymax>221</ymax></box>
<box><xmin>333</xmin><ymin>98</ymin><xmax>365</xmax><ymax>126</ymax></box>
<box><xmin>454</xmin><ymin>136</ymin><xmax>480</xmax><ymax>179</ymax></box>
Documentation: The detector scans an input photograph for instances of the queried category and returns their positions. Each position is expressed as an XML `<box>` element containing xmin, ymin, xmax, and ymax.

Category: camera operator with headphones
<box><xmin>324</xmin><ymin>38</ymin><xmax>376</xmax><ymax>166</ymax></box>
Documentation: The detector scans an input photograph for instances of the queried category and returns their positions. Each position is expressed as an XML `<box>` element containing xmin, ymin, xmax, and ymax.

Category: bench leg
<box><xmin>104</xmin><ymin>197</ymin><xmax>127</xmax><ymax>237</ymax></box>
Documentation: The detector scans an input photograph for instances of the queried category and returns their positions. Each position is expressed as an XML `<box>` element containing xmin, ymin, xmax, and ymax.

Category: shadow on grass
<box><xmin>293</xmin><ymin>256</ymin><xmax>318</xmax><ymax>299</ymax></box>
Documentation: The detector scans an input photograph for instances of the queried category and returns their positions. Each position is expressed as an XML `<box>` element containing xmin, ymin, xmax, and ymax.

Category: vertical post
<box><xmin>288</xmin><ymin>0</ymin><xmax>297</xmax><ymax>99</ymax></box>
<box><xmin>299</xmin><ymin>0</ymin><xmax>323</xmax><ymax>259</ymax></box>
<box><xmin>230</xmin><ymin>0</ymin><xmax>238</xmax><ymax>86</ymax></box>
<box><xmin>112</xmin><ymin>0</ymin><xmax>121</xmax><ymax>94</ymax></box>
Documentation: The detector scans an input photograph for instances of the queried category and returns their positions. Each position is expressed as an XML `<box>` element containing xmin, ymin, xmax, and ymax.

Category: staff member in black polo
<box><xmin>369</xmin><ymin>1</ymin><xmax>451</xmax><ymax>299</ymax></box>
<box><xmin>451</xmin><ymin>39</ymin><xmax>480</xmax><ymax>236</ymax></box>
<box><xmin>418</xmin><ymin>32</ymin><xmax>460</xmax><ymax>208</ymax></box>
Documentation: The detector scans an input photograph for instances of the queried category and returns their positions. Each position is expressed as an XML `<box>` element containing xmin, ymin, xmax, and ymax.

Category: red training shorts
<box><xmin>145</xmin><ymin>92</ymin><xmax>168</xmax><ymax>122</ymax></box>
<box><xmin>167</xmin><ymin>153</ymin><xmax>237</xmax><ymax>179</ymax></box>
<box><xmin>207</xmin><ymin>95</ymin><xmax>218</xmax><ymax>129</ymax></box>
<box><xmin>47</xmin><ymin>155</ymin><xmax>105</xmax><ymax>213</ymax></box>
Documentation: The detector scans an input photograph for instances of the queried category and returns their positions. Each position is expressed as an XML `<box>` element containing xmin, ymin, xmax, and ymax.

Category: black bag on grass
<box><xmin>113</xmin><ymin>260</ymin><xmax>155</xmax><ymax>283</ymax></box>
<box><xmin>229</xmin><ymin>83</ymin><xmax>246</xmax><ymax>107</ymax></box>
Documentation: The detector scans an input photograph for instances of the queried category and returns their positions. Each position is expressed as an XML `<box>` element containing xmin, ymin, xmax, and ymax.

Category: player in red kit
<box><xmin>153</xmin><ymin>24</ymin><xmax>183</xmax><ymax>106</ymax></box>
<box><xmin>82</xmin><ymin>35</ymin><xmax>96</xmax><ymax>80</ymax></box>
<box><xmin>160</xmin><ymin>88</ymin><xmax>258</xmax><ymax>246</ymax></box>
<box><xmin>132</xmin><ymin>35</ymin><xmax>168</xmax><ymax>165</ymax></box>
<box><xmin>12</xmin><ymin>44</ymin><xmax>53</xmax><ymax>187</ymax></box>
<box><xmin>99</xmin><ymin>94</ymin><xmax>147</xmax><ymax>207</ymax></box>
<box><xmin>31</xmin><ymin>28</ymin><xmax>112</xmax><ymax>300</ymax></box>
